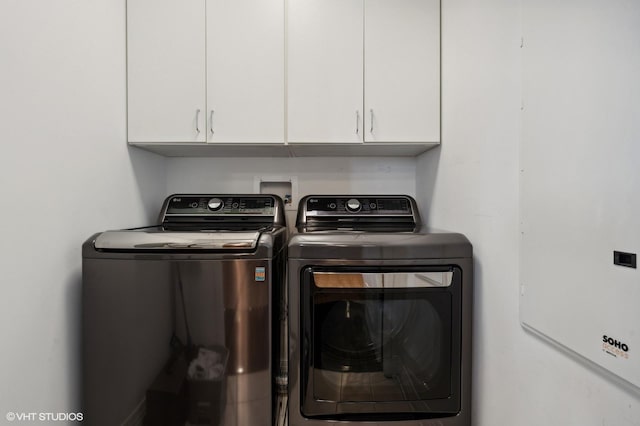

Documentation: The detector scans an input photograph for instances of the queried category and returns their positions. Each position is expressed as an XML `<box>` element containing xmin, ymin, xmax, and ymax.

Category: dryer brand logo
<box><xmin>602</xmin><ymin>334</ymin><xmax>630</xmax><ymax>359</ymax></box>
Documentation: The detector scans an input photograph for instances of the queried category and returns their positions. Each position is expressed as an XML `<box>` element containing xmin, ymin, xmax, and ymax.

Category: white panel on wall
<box><xmin>520</xmin><ymin>0</ymin><xmax>640</xmax><ymax>390</ymax></box>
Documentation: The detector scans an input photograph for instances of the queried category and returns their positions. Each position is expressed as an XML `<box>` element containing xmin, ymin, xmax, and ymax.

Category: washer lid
<box><xmin>94</xmin><ymin>230</ymin><xmax>261</xmax><ymax>250</ymax></box>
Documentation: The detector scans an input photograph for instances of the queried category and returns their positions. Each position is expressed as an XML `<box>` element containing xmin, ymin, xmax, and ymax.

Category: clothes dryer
<box><xmin>287</xmin><ymin>195</ymin><xmax>472</xmax><ymax>426</ymax></box>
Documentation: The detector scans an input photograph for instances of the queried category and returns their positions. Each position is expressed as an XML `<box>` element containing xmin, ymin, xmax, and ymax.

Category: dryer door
<box><xmin>300</xmin><ymin>266</ymin><xmax>462</xmax><ymax>420</ymax></box>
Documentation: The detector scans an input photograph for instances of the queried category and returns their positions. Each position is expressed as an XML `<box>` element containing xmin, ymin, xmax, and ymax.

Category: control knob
<box><xmin>207</xmin><ymin>197</ymin><xmax>224</xmax><ymax>211</ymax></box>
<box><xmin>346</xmin><ymin>198</ymin><xmax>361</xmax><ymax>213</ymax></box>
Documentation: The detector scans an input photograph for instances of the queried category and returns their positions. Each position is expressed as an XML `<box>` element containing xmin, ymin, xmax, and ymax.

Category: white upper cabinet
<box><xmin>287</xmin><ymin>0</ymin><xmax>440</xmax><ymax>145</ymax></box>
<box><xmin>364</xmin><ymin>0</ymin><xmax>440</xmax><ymax>143</ymax></box>
<box><xmin>287</xmin><ymin>0</ymin><xmax>364</xmax><ymax>143</ymax></box>
<box><xmin>207</xmin><ymin>0</ymin><xmax>284</xmax><ymax>143</ymax></box>
<box><xmin>127</xmin><ymin>0</ymin><xmax>206</xmax><ymax>143</ymax></box>
<box><xmin>127</xmin><ymin>0</ymin><xmax>284</xmax><ymax>144</ymax></box>
<box><xmin>127</xmin><ymin>0</ymin><xmax>440</xmax><ymax>155</ymax></box>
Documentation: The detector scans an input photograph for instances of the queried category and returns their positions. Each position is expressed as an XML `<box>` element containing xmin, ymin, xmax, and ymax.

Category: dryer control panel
<box><xmin>297</xmin><ymin>195</ymin><xmax>420</xmax><ymax>231</ymax></box>
<box><xmin>305</xmin><ymin>196</ymin><xmax>413</xmax><ymax>216</ymax></box>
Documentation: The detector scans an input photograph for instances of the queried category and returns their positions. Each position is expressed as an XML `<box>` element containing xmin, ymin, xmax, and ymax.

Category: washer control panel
<box><xmin>305</xmin><ymin>196</ymin><xmax>413</xmax><ymax>216</ymax></box>
<box><xmin>165</xmin><ymin>195</ymin><xmax>276</xmax><ymax>216</ymax></box>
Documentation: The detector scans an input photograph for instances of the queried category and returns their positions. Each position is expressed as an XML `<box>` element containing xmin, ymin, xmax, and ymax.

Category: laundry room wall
<box><xmin>415</xmin><ymin>0</ymin><xmax>522</xmax><ymax>421</ymax></box>
<box><xmin>519</xmin><ymin>0</ymin><xmax>640</xmax><ymax>401</ymax></box>
<box><xmin>165</xmin><ymin>157</ymin><xmax>417</xmax><ymax>228</ymax></box>
<box><xmin>416</xmin><ymin>0</ymin><xmax>640</xmax><ymax>425</ymax></box>
<box><xmin>0</xmin><ymin>0</ymin><xmax>165</xmax><ymax>418</ymax></box>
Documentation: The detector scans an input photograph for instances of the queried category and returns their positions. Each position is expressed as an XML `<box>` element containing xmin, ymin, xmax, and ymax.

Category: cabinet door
<box><xmin>207</xmin><ymin>0</ymin><xmax>284</xmax><ymax>143</ymax></box>
<box><xmin>127</xmin><ymin>0</ymin><xmax>206</xmax><ymax>143</ymax></box>
<box><xmin>288</xmin><ymin>0</ymin><xmax>364</xmax><ymax>143</ymax></box>
<box><xmin>364</xmin><ymin>0</ymin><xmax>440</xmax><ymax>143</ymax></box>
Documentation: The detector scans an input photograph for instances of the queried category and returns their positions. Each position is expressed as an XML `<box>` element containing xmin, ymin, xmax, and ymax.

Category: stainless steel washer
<box><xmin>82</xmin><ymin>194</ymin><xmax>287</xmax><ymax>426</ymax></box>
<box><xmin>287</xmin><ymin>195</ymin><xmax>472</xmax><ymax>426</ymax></box>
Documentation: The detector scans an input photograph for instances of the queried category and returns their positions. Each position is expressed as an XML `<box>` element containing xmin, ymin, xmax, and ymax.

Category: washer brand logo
<box><xmin>602</xmin><ymin>334</ymin><xmax>630</xmax><ymax>359</ymax></box>
<box><xmin>172</xmin><ymin>198</ymin><xmax>181</xmax><ymax>202</ymax></box>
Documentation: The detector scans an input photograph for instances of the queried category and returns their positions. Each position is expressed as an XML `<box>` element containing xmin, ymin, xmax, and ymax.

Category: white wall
<box><xmin>416</xmin><ymin>0</ymin><xmax>522</xmax><ymax>423</ymax></box>
<box><xmin>520</xmin><ymin>0</ymin><xmax>640</xmax><ymax>394</ymax></box>
<box><xmin>166</xmin><ymin>157</ymin><xmax>416</xmax><ymax>196</ymax></box>
<box><xmin>0</xmin><ymin>0</ymin><xmax>165</xmax><ymax>417</ymax></box>
<box><xmin>166</xmin><ymin>157</ymin><xmax>416</xmax><ymax>228</ymax></box>
<box><xmin>417</xmin><ymin>0</ymin><xmax>640</xmax><ymax>425</ymax></box>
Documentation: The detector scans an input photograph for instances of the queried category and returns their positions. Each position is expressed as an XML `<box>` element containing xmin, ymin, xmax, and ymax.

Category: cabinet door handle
<box><xmin>370</xmin><ymin>109</ymin><xmax>374</xmax><ymax>133</ymax></box>
<box><xmin>209</xmin><ymin>110</ymin><xmax>215</xmax><ymax>135</ymax></box>
<box><xmin>195</xmin><ymin>109</ymin><xmax>201</xmax><ymax>134</ymax></box>
<box><xmin>356</xmin><ymin>110</ymin><xmax>360</xmax><ymax>134</ymax></box>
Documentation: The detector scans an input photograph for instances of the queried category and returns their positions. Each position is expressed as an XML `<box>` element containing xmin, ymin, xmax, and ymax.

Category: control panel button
<box><xmin>207</xmin><ymin>197</ymin><xmax>224</xmax><ymax>211</ymax></box>
<box><xmin>346</xmin><ymin>198</ymin><xmax>361</xmax><ymax>213</ymax></box>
